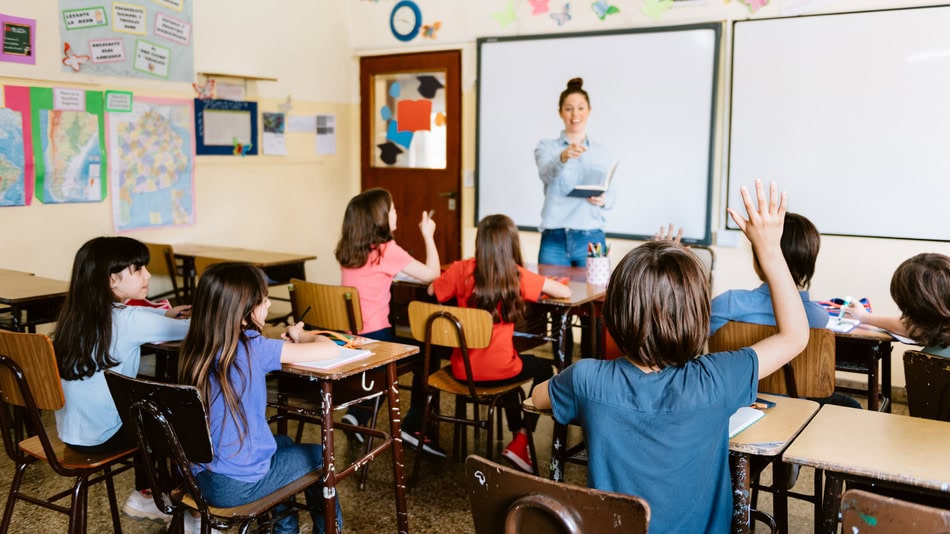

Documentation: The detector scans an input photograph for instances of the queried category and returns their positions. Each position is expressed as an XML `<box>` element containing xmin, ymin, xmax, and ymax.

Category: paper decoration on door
<box><xmin>30</xmin><ymin>87</ymin><xmax>106</xmax><ymax>203</ymax></box>
<box><xmin>194</xmin><ymin>99</ymin><xmax>258</xmax><ymax>156</ymax></box>
<box><xmin>417</xmin><ymin>76</ymin><xmax>443</xmax><ymax>99</ymax></box>
<box><xmin>57</xmin><ymin>0</ymin><xmax>194</xmax><ymax>82</ymax></box>
<box><xmin>0</xmin><ymin>14</ymin><xmax>36</xmax><ymax>65</ymax></box>
<box><xmin>374</xmin><ymin>74</ymin><xmax>447</xmax><ymax>168</ymax></box>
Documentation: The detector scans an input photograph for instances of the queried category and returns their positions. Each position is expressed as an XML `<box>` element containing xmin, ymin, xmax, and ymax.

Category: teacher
<box><xmin>535</xmin><ymin>77</ymin><xmax>616</xmax><ymax>266</ymax></box>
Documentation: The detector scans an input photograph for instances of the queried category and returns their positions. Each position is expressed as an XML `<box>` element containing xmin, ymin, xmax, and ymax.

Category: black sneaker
<box><xmin>400</xmin><ymin>429</ymin><xmax>447</xmax><ymax>458</ymax></box>
<box><xmin>341</xmin><ymin>413</ymin><xmax>365</xmax><ymax>444</ymax></box>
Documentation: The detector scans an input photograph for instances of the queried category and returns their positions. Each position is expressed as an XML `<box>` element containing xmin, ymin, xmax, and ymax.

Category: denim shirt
<box><xmin>535</xmin><ymin>132</ymin><xmax>617</xmax><ymax>231</ymax></box>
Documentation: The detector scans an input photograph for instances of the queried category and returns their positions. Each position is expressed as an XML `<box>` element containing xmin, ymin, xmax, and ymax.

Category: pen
<box><xmin>838</xmin><ymin>296</ymin><xmax>852</xmax><ymax>321</ymax></box>
<box><xmin>297</xmin><ymin>305</ymin><xmax>312</xmax><ymax>323</ymax></box>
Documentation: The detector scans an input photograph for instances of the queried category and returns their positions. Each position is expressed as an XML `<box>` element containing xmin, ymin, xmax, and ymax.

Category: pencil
<box><xmin>297</xmin><ymin>305</ymin><xmax>312</xmax><ymax>323</ymax></box>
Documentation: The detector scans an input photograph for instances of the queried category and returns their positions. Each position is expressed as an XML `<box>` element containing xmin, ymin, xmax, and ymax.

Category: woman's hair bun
<box><xmin>566</xmin><ymin>77</ymin><xmax>584</xmax><ymax>89</ymax></box>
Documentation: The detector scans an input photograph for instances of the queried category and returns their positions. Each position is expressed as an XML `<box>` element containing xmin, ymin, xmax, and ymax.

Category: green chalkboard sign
<box><xmin>3</xmin><ymin>22</ymin><xmax>31</xmax><ymax>56</ymax></box>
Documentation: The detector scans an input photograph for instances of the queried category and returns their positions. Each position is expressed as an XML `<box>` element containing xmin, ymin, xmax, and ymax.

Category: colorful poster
<box><xmin>106</xmin><ymin>97</ymin><xmax>195</xmax><ymax>231</ymax></box>
<box><xmin>30</xmin><ymin>87</ymin><xmax>106</xmax><ymax>203</ymax></box>
<box><xmin>1</xmin><ymin>14</ymin><xmax>36</xmax><ymax>65</ymax></box>
<box><xmin>58</xmin><ymin>0</ymin><xmax>193</xmax><ymax>82</ymax></box>
<box><xmin>0</xmin><ymin>108</ymin><xmax>26</xmax><ymax>206</ymax></box>
<box><xmin>2</xmin><ymin>86</ymin><xmax>35</xmax><ymax>205</ymax></box>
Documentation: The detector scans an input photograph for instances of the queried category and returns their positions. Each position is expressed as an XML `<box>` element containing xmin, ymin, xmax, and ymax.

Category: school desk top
<box><xmin>172</xmin><ymin>243</ymin><xmax>316</xmax><ymax>268</ymax></box>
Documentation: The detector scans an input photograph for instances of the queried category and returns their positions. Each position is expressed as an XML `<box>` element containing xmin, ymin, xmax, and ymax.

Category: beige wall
<box><xmin>2</xmin><ymin>0</ymin><xmax>948</xmax><ymax>388</ymax></box>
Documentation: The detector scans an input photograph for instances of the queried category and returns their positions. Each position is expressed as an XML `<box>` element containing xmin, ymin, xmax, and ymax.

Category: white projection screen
<box><xmin>729</xmin><ymin>6</ymin><xmax>950</xmax><ymax>242</ymax></box>
<box><xmin>477</xmin><ymin>24</ymin><xmax>720</xmax><ymax>244</ymax></box>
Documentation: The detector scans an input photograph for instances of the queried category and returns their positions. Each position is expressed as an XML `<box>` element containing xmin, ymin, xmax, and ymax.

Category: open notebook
<box><xmin>728</xmin><ymin>406</ymin><xmax>765</xmax><ymax>438</ymax></box>
<box><xmin>295</xmin><ymin>346</ymin><xmax>374</xmax><ymax>370</ymax></box>
<box><xmin>567</xmin><ymin>161</ymin><xmax>619</xmax><ymax>198</ymax></box>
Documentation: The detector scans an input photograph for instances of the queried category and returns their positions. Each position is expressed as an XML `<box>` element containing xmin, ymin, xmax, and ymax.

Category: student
<box><xmin>533</xmin><ymin>181</ymin><xmax>809</xmax><ymax>533</ymax></box>
<box><xmin>709</xmin><ymin>212</ymin><xmax>829</xmax><ymax>335</ymax></box>
<box><xmin>335</xmin><ymin>187</ymin><xmax>443</xmax><ymax>455</ymax></box>
<box><xmin>178</xmin><ymin>262</ymin><xmax>343</xmax><ymax>534</ymax></box>
<box><xmin>429</xmin><ymin>214</ymin><xmax>571</xmax><ymax>472</ymax></box>
<box><xmin>844</xmin><ymin>252</ymin><xmax>950</xmax><ymax>357</ymax></box>
<box><xmin>53</xmin><ymin>236</ymin><xmax>191</xmax><ymax>522</ymax></box>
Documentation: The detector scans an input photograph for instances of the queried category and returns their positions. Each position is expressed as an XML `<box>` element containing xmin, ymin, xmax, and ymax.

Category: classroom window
<box><xmin>371</xmin><ymin>71</ymin><xmax>447</xmax><ymax>169</ymax></box>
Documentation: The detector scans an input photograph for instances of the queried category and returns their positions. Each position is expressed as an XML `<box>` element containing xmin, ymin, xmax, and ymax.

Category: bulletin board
<box><xmin>476</xmin><ymin>23</ymin><xmax>721</xmax><ymax>244</ymax></box>
<box><xmin>194</xmin><ymin>98</ymin><xmax>257</xmax><ymax>156</ymax></box>
<box><xmin>728</xmin><ymin>5</ymin><xmax>950</xmax><ymax>242</ymax></box>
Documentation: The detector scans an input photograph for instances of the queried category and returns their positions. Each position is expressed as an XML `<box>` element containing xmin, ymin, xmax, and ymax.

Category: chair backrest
<box><xmin>193</xmin><ymin>256</ymin><xmax>225</xmax><ymax>279</ymax></box>
<box><xmin>408</xmin><ymin>301</ymin><xmax>493</xmax><ymax>350</ymax></box>
<box><xmin>708</xmin><ymin>322</ymin><xmax>836</xmax><ymax>398</ymax></box>
<box><xmin>841</xmin><ymin>489</ymin><xmax>950</xmax><ymax>533</ymax></box>
<box><xmin>0</xmin><ymin>330</ymin><xmax>64</xmax><ymax>410</ymax></box>
<box><xmin>466</xmin><ymin>455</ymin><xmax>649</xmax><ymax>534</ymax></box>
<box><xmin>690</xmin><ymin>245</ymin><xmax>716</xmax><ymax>289</ymax></box>
<box><xmin>144</xmin><ymin>242</ymin><xmax>185</xmax><ymax>302</ymax></box>
<box><xmin>288</xmin><ymin>278</ymin><xmax>362</xmax><ymax>333</ymax></box>
<box><xmin>903</xmin><ymin>350</ymin><xmax>950</xmax><ymax>421</ymax></box>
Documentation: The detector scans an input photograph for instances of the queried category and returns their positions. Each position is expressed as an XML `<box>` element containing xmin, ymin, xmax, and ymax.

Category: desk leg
<box><xmin>386</xmin><ymin>362</ymin><xmax>409</xmax><ymax>534</ymax></box>
<box><xmin>550</xmin><ymin>310</ymin><xmax>572</xmax><ymax>371</ymax></box>
<box><xmin>867</xmin><ymin>356</ymin><xmax>881</xmax><ymax>412</ymax></box>
<box><xmin>9</xmin><ymin>305</ymin><xmax>22</xmax><ymax>333</ymax></box>
<box><xmin>320</xmin><ymin>380</ymin><xmax>339</xmax><ymax>534</ymax></box>
<box><xmin>880</xmin><ymin>342</ymin><xmax>892</xmax><ymax>413</ymax></box>
<box><xmin>730</xmin><ymin>452</ymin><xmax>751</xmax><ymax>534</ymax></box>
<box><xmin>550</xmin><ymin>421</ymin><xmax>567</xmax><ymax>483</ymax></box>
<box><xmin>819</xmin><ymin>473</ymin><xmax>843</xmax><ymax>534</ymax></box>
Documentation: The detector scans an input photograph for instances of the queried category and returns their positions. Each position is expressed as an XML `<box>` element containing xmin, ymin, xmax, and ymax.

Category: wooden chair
<box><xmin>690</xmin><ymin>244</ymin><xmax>717</xmax><ymax>289</ymax></box>
<box><xmin>144</xmin><ymin>242</ymin><xmax>187</xmax><ymax>304</ymax></box>
<box><xmin>407</xmin><ymin>301</ymin><xmax>533</xmax><ymax>489</ymax></box>
<box><xmin>465</xmin><ymin>454</ymin><xmax>650</xmax><ymax>534</ymax></box>
<box><xmin>903</xmin><ymin>350</ymin><xmax>950</xmax><ymax>422</ymax></box>
<box><xmin>0</xmin><ymin>330</ymin><xmax>136</xmax><ymax>534</ymax></box>
<box><xmin>105</xmin><ymin>370</ymin><xmax>327</xmax><ymax>533</ymax></box>
<box><xmin>708</xmin><ymin>321</ymin><xmax>837</xmax><ymax>533</ymax></box>
<box><xmin>841</xmin><ymin>489</ymin><xmax>950</xmax><ymax>533</ymax></box>
<box><xmin>194</xmin><ymin>257</ymin><xmax>291</xmax><ymax>325</ymax></box>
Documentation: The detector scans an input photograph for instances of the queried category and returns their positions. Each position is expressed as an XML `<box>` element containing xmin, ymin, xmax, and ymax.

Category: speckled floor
<box><xmin>0</xmin><ymin>351</ymin><xmax>886</xmax><ymax>534</ymax></box>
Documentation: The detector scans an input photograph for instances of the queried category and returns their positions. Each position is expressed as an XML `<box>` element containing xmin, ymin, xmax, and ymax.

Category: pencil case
<box><xmin>310</xmin><ymin>330</ymin><xmax>358</xmax><ymax>349</ymax></box>
<box><xmin>817</xmin><ymin>297</ymin><xmax>871</xmax><ymax>317</ymax></box>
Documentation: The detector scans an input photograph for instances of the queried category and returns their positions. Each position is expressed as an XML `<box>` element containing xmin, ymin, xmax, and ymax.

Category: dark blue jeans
<box><xmin>194</xmin><ymin>434</ymin><xmax>343</xmax><ymax>534</ymax></box>
<box><xmin>539</xmin><ymin>228</ymin><xmax>606</xmax><ymax>267</ymax></box>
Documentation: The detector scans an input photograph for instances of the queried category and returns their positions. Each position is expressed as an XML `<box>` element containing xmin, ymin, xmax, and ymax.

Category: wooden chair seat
<box><xmin>18</xmin><ymin>434</ymin><xmax>136</xmax><ymax>470</ymax></box>
<box><xmin>428</xmin><ymin>366</ymin><xmax>531</xmax><ymax>398</ymax></box>
<box><xmin>173</xmin><ymin>470</ymin><xmax>323</xmax><ymax>520</ymax></box>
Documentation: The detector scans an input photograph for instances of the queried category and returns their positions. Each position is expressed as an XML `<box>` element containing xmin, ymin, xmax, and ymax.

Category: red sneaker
<box><xmin>501</xmin><ymin>432</ymin><xmax>533</xmax><ymax>473</ymax></box>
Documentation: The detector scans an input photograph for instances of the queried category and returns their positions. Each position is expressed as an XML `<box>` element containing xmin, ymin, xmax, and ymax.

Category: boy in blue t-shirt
<box><xmin>533</xmin><ymin>181</ymin><xmax>810</xmax><ymax>533</ymax></box>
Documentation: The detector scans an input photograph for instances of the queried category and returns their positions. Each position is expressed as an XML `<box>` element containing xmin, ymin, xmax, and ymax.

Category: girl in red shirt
<box><xmin>429</xmin><ymin>214</ymin><xmax>571</xmax><ymax>472</ymax></box>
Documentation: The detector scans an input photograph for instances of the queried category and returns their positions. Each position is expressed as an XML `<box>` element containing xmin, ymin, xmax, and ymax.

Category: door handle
<box><xmin>438</xmin><ymin>191</ymin><xmax>457</xmax><ymax>198</ymax></box>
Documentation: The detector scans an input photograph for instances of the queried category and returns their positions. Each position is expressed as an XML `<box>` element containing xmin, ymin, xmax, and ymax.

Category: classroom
<box><xmin>1</xmin><ymin>0</ymin><xmax>949</xmax><ymax>532</ymax></box>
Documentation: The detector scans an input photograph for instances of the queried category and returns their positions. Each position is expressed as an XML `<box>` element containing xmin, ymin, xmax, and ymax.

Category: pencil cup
<box><xmin>586</xmin><ymin>256</ymin><xmax>610</xmax><ymax>286</ymax></box>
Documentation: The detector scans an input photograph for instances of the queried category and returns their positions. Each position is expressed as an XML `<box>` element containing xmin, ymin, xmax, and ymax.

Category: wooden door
<box><xmin>360</xmin><ymin>50</ymin><xmax>461</xmax><ymax>263</ymax></box>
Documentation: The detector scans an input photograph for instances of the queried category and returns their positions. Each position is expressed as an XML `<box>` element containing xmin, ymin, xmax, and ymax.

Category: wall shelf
<box><xmin>197</xmin><ymin>72</ymin><xmax>277</xmax><ymax>82</ymax></box>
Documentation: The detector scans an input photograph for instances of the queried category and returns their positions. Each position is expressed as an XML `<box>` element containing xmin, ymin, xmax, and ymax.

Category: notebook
<box><xmin>567</xmin><ymin>161</ymin><xmax>619</xmax><ymax>198</ymax></box>
<box><xmin>295</xmin><ymin>346</ymin><xmax>374</xmax><ymax>370</ymax></box>
<box><xmin>826</xmin><ymin>316</ymin><xmax>860</xmax><ymax>333</ymax></box>
<box><xmin>728</xmin><ymin>406</ymin><xmax>765</xmax><ymax>438</ymax></box>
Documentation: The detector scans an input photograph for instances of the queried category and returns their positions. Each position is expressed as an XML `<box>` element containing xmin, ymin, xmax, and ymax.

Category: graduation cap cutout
<box><xmin>377</xmin><ymin>141</ymin><xmax>403</xmax><ymax>165</ymax></box>
<box><xmin>417</xmin><ymin>75</ymin><xmax>444</xmax><ymax>99</ymax></box>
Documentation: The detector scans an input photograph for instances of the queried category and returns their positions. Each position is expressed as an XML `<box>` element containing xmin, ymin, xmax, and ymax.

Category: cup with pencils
<box><xmin>586</xmin><ymin>242</ymin><xmax>610</xmax><ymax>286</ymax></box>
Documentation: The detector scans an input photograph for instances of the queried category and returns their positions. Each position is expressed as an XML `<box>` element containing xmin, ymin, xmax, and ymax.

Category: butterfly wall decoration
<box><xmin>529</xmin><ymin>0</ymin><xmax>551</xmax><ymax>15</ymax></box>
<box><xmin>422</xmin><ymin>21</ymin><xmax>441</xmax><ymax>39</ymax></box>
<box><xmin>277</xmin><ymin>94</ymin><xmax>293</xmax><ymax>115</ymax></box>
<box><xmin>550</xmin><ymin>3</ymin><xmax>572</xmax><ymax>26</ymax></box>
<box><xmin>592</xmin><ymin>0</ymin><xmax>620</xmax><ymax>20</ymax></box>
<box><xmin>233</xmin><ymin>138</ymin><xmax>252</xmax><ymax>157</ymax></box>
<box><xmin>492</xmin><ymin>0</ymin><xmax>517</xmax><ymax>28</ymax></box>
<box><xmin>192</xmin><ymin>79</ymin><xmax>216</xmax><ymax>100</ymax></box>
<box><xmin>62</xmin><ymin>42</ymin><xmax>89</xmax><ymax>72</ymax></box>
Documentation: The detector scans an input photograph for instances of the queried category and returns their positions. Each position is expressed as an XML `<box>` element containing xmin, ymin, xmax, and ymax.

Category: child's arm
<box><xmin>727</xmin><ymin>180</ymin><xmax>809</xmax><ymax>379</ymax></box>
<box><xmin>843</xmin><ymin>304</ymin><xmax>908</xmax><ymax>336</ymax></box>
<box><xmin>532</xmin><ymin>378</ymin><xmax>553</xmax><ymax>410</ymax></box>
<box><xmin>278</xmin><ymin>321</ymin><xmax>339</xmax><ymax>363</ymax></box>
<box><xmin>400</xmin><ymin>211</ymin><xmax>441</xmax><ymax>283</ymax></box>
<box><xmin>542</xmin><ymin>278</ymin><xmax>572</xmax><ymax>299</ymax></box>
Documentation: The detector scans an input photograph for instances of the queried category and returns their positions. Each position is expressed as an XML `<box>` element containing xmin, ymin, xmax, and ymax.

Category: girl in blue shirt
<box><xmin>535</xmin><ymin>77</ymin><xmax>616</xmax><ymax>266</ymax></box>
<box><xmin>178</xmin><ymin>262</ymin><xmax>342</xmax><ymax>534</ymax></box>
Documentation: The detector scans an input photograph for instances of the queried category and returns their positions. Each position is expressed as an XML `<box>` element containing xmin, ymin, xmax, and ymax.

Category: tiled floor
<box><xmin>0</xmin><ymin>359</ymin><xmax>890</xmax><ymax>534</ymax></box>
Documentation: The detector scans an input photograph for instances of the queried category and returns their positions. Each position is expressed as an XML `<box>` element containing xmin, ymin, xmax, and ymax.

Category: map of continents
<box><xmin>109</xmin><ymin>99</ymin><xmax>194</xmax><ymax>231</ymax></box>
<box><xmin>38</xmin><ymin>109</ymin><xmax>101</xmax><ymax>203</ymax></box>
<box><xmin>0</xmin><ymin>108</ymin><xmax>25</xmax><ymax>206</ymax></box>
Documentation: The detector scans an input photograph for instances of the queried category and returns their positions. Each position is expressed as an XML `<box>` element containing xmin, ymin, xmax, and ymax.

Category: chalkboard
<box><xmin>477</xmin><ymin>24</ymin><xmax>720</xmax><ymax>244</ymax></box>
<box><xmin>728</xmin><ymin>6</ymin><xmax>950</xmax><ymax>242</ymax></box>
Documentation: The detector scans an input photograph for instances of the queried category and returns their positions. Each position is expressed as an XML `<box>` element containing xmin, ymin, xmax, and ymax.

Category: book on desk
<box><xmin>296</xmin><ymin>346</ymin><xmax>374</xmax><ymax>370</ymax></box>
<box><xmin>729</xmin><ymin>406</ymin><xmax>765</xmax><ymax>438</ymax></box>
<box><xmin>566</xmin><ymin>161</ymin><xmax>619</xmax><ymax>198</ymax></box>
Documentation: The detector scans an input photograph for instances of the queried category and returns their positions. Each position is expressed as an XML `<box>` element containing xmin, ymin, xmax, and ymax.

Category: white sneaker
<box><xmin>122</xmin><ymin>490</ymin><xmax>170</xmax><ymax>523</ymax></box>
<box><xmin>183</xmin><ymin>511</ymin><xmax>225</xmax><ymax>534</ymax></box>
<box><xmin>341</xmin><ymin>413</ymin><xmax>365</xmax><ymax>444</ymax></box>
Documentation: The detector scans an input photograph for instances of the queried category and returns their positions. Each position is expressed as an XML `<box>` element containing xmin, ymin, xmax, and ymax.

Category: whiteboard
<box><xmin>477</xmin><ymin>24</ymin><xmax>720</xmax><ymax>244</ymax></box>
<box><xmin>728</xmin><ymin>6</ymin><xmax>950</xmax><ymax>242</ymax></box>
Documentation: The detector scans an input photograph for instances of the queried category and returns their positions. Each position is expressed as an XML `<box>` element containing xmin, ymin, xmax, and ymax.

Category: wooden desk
<box><xmin>0</xmin><ymin>273</ymin><xmax>68</xmax><ymax>332</ymax></box>
<box><xmin>145</xmin><ymin>338</ymin><xmax>417</xmax><ymax>534</ymax></box>
<box><xmin>172</xmin><ymin>243</ymin><xmax>316</xmax><ymax>296</ymax></box>
<box><xmin>834</xmin><ymin>326</ymin><xmax>894</xmax><ymax>412</ymax></box>
<box><xmin>784</xmin><ymin>405</ymin><xmax>950</xmax><ymax>534</ymax></box>
<box><xmin>729</xmin><ymin>394</ymin><xmax>820</xmax><ymax>534</ymax></box>
<box><xmin>0</xmin><ymin>268</ymin><xmax>33</xmax><ymax>278</ymax></box>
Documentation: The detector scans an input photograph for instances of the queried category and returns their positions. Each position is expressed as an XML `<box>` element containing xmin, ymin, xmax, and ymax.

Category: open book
<box><xmin>826</xmin><ymin>316</ymin><xmax>860</xmax><ymax>333</ymax></box>
<box><xmin>728</xmin><ymin>406</ymin><xmax>765</xmax><ymax>438</ymax></box>
<box><xmin>295</xmin><ymin>346</ymin><xmax>374</xmax><ymax>370</ymax></box>
<box><xmin>567</xmin><ymin>161</ymin><xmax>619</xmax><ymax>198</ymax></box>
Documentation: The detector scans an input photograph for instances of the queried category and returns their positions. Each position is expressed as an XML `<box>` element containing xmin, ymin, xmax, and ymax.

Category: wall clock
<box><xmin>390</xmin><ymin>0</ymin><xmax>422</xmax><ymax>42</ymax></box>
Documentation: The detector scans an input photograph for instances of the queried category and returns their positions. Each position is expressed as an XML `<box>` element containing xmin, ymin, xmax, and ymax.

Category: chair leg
<box><xmin>485</xmin><ymin>403</ymin><xmax>495</xmax><ymax>461</ymax></box>
<box><xmin>358</xmin><ymin>395</ymin><xmax>383</xmax><ymax>491</ymax></box>
<box><xmin>68</xmin><ymin>478</ymin><xmax>88</xmax><ymax>534</ymax></box>
<box><xmin>409</xmin><ymin>392</ymin><xmax>436</xmax><ymax>491</ymax></box>
<box><xmin>103</xmin><ymin>465</ymin><xmax>123</xmax><ymax>533</ymax></box>
<box><xmin>0</xmin><ymin>462</ymin><xmax>27</xmax><ymax>533</ymax></box>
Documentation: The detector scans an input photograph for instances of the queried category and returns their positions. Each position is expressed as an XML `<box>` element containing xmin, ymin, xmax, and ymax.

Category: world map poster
<box><xmin>0</xmin><ymin>108</ymin><xmax>26</xmax><ymax>207</ymax></box>
<box><xmin>30</xmin><ymin>87</ymin><xmax>106</xmax><ymax>204</ymax></box>
<box><xmin>106</xmin><ymin>96</ymin><xmax>195</xmax><ymax>231</ymax></box>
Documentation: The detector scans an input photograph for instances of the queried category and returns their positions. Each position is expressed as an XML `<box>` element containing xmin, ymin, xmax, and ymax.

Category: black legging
<box><xmin>472</xmin><ymin>353</ymin><xmax>553</xmax><ymax>432</ymax></box>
